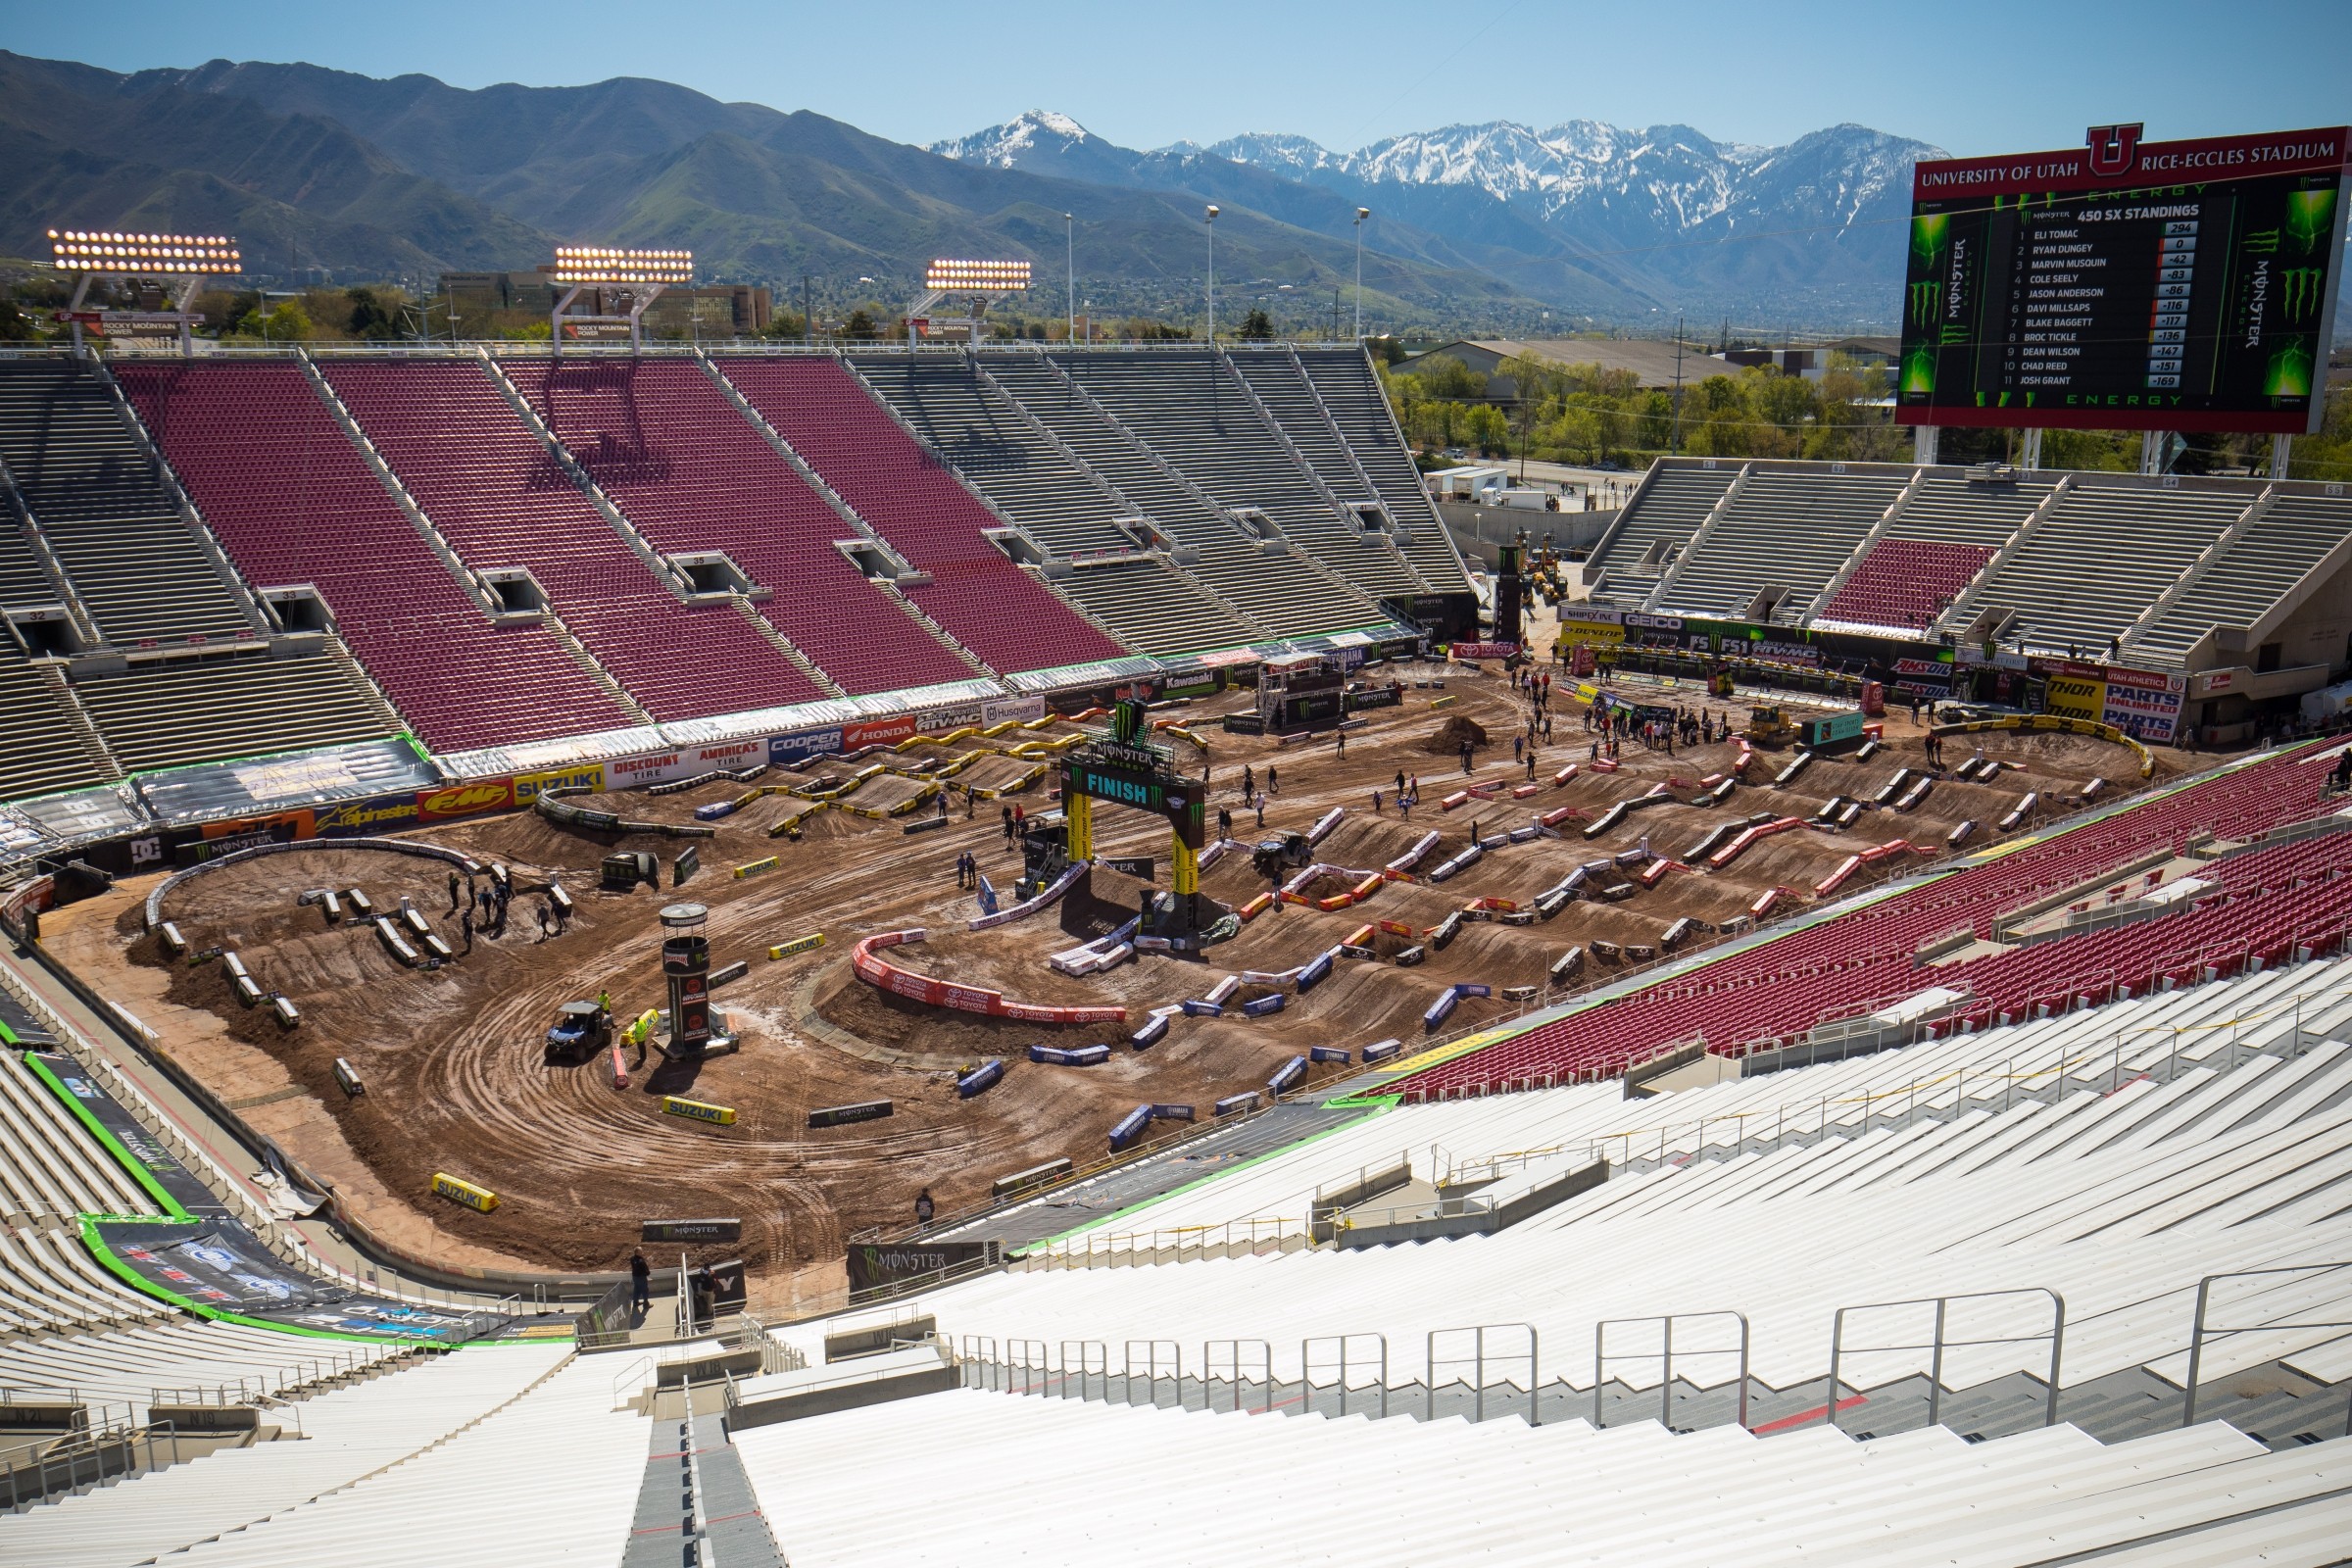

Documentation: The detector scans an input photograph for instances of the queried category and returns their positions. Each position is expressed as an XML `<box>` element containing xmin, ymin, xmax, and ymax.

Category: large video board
<box><xmin>1896</xmin><ymin>124</ymin><xmax>2348</xmax><ymax>433</ymax></box>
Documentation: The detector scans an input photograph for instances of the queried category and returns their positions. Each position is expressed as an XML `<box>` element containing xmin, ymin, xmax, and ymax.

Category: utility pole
<box><xmin>1204</xmin><ymin>205</ymin><xmax>1218</xmax><ymax>344</ymax></box>
<box><xmin>1353</xmin><ymin>207</ymin><xmax>1369</xmax><ymax>341</ymax></box>
<box><xmin>1670</xmin><ymin>314</ymin><xmax>1686</xmax><ymax>456</ymax></box>
<box><xmin>1063</xmin><ymin>213</ymin><xmax>1075</xmax><ymax>346</ymax></box>
<box><xmin>803</xmin><ymin>275</ymin><xmax>812</xmax><ymax>347</ymax></box>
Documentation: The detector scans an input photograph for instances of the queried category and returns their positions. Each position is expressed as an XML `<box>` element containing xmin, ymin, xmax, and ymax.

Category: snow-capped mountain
<box><xmin>930</xmin><ymin>109</ymin><xmax>1095</xmax><ymax>169</ymax></box>
<box><xmin>933</xmin><ymin>110</ymin><xmax>1945</xmax><ymax>325</ymax></box>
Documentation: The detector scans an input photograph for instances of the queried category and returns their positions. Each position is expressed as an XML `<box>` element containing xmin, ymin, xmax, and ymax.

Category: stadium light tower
<box><xmin>47</xmin><ymin>228</ymin><xmax>241</xmax><ymax>358</ymax></box>
<box><xmin>1204</xmin><ymin>205</ymin><xmax>1219</xmax><ymax>343</ymax></box>
<box><xmin>1063</xmin><ymin>214</ymin><xmax>1076</xmax><ymax>345</ymax></box>
<box><xmin>547</xmin><ymin>246</ymin><xmax>693</xmax><ymax>356</ymax></box>
<box><xmin>1353</xmin><ymin>207</ymin><xmax>1369</xmax><ymax>341</ymax></box>
<box><xmin>907</xmin><ymin>258</ymin><xmax>1032</xmax><ymax>348</ymax></box>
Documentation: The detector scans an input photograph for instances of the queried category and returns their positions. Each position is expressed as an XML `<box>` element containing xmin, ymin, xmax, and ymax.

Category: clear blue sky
<box><xmin>8</xmin><ymin>0</ymin><xmax>2349</xmax><ymax>155</ymax></box>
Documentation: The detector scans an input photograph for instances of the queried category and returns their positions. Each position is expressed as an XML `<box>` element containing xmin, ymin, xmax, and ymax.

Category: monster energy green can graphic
<box><xmin>2264</xmin><ymin>339</ymin><xmax>2315</xmax><ymax>398</ymax></box>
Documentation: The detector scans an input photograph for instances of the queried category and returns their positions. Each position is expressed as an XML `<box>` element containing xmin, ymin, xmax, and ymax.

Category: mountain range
<box><xmin>1</xmin><ymin>50</ymin><xmax>1969</xmax><ymax>330</ymax></box>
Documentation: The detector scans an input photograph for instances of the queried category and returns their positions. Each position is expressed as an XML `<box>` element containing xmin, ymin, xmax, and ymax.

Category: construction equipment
<box><xmin>1746</xmin><ymin>705</ymin><xmax>1792</xmax><ymax>744</ymax></box>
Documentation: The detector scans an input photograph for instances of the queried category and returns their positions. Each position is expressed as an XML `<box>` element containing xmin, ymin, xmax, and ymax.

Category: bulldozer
<box><xmin>1746</xmin><ymin>705</ymin><xmax>1793</xmax><ymax>744</ymax></box>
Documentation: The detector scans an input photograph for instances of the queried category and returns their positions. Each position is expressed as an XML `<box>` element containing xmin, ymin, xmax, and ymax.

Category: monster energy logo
<box><xmin>1938</xmin><ymin>324</ymin><xmax>1970</xmax><ymax>345</ymax></box>
<box><xmin>2265</xmin><ymin>340</ymin><xmax>2315</xmax><ymax>399</ymax></box>
<box><xmin>2284</xmin><ymin>189</ymin><xmax>2337</xmax><ymax>255</ymax></box>
<box><xmin>1907</xmin><ymin>280</ymin><xmax>1939</xmax><ymax>327</ymax></box>
<box><xmin>2280</xmin><ymin>269</ymin><xmax>2325</xmax><ymax>322</ymax></box>
<box><xmin>2243</xmin><ymin>228</ymin><xmax>2280</xmax><ymax>255</ymax></box>
<box><xmin>1910</xmin><ymin>213</ymin><xmax>1950</xmax><ymax>271</ymax></box>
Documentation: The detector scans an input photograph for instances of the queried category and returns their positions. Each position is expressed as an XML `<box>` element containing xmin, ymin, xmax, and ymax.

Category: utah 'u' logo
<box><xmin>2084</xmin><ymin>123</ymin><xmax>2144</xmax><ymax>177</ymax></box>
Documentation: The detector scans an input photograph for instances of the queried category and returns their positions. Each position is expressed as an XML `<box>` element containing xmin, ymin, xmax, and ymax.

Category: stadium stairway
<box><xmin>1291</xmin><ymin>346</ymin><xmax>1475</xmax><ymax>598</ymax></box>
<box><xmin>1584</xmin><ymin>462</ymin><xmax>1741</xmax><ymax>604</ymax></box>
<box><xmin>732</xmin><ymin>1386</ymin><xmax>2352</xmax><ymax>1568</ymax></box>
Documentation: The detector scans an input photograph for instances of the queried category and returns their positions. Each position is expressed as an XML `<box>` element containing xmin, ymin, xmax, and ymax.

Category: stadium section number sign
<box><xmin>1898</xmin><ymin>124</ymin><xmax>2349</xmax><ymax>432</ymax></box>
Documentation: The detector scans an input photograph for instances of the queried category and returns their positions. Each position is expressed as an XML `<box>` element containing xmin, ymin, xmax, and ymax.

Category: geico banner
<box><xmin>415</xmin><ymin>779</ymin><xmax>514</xmax><ymax>821</ymax></box>
<box><xmin>512</xmin><ymin>763</ymin><xmax>605</xmax><ymax>805</ymax></box>
<box><xmin>312</xmin><ymin>792</ymin><xmax>424</xmax><ymax>838</ymax></box>
<box><xmin>767</xmin><ymin>727</ymin><xmax>845</xmax><ymax>766</ymax></box>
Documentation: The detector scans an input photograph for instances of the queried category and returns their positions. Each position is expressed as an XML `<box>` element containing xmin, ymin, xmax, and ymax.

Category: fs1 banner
<box><xmin>1898</xmin><ymin>123</ymin><xmax>2349</xmax><ymax>433</ymax></box>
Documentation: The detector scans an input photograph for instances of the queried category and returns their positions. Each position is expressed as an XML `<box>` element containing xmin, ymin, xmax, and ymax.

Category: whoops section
<box><xmin>853</xmin><ymin>929</ymin><xmax>1125</xmax><ymax>1026</ymax></box>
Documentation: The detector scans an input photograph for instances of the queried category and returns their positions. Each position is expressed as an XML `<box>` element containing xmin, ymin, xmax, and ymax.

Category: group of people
<box><xmin>1371</xmin><ymin>767</ymin><xmax>1422</xmax><ymax>818</ymax></box>
<box><xmin>952</xmin><ymin>850</ymin><xmax>981</xmax><ymax>890</ymax></box>
<box><xmin>443</xmin><ymin>867</ymin><xmax>549</xmax><ymax>955</ymax></box>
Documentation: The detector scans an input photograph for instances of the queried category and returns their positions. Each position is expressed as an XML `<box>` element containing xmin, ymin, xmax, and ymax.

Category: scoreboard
<box><xmin>1897</xmin><ymin>124</ymin><xmax>2349</xmax><ymax>433</ymax></box>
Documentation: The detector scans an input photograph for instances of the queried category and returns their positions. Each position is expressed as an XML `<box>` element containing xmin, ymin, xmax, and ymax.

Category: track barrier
<box><xmin>662</xmin><ymin>1097</ymin><xmax>738</xmax><ymax>1126</ymax></box>
<box><xmin>431</xmin><ymin>1173</ymin><xmax>498</xmax><ymax>1212</ymax></box>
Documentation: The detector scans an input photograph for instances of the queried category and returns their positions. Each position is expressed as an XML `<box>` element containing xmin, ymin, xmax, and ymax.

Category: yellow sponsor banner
<box><xmin>767</xmin><ymin>933</ymin><xmax>825</xmax><ymax>960</ymax></box>
<box><xmin>1561</xmin><ymin>618</ymin><xmax>1626</xmax><ymax>648</ymax></box>
<box><xmin>662</xmin><ymin>1097</ymin><xmax>737</xmax><ymax>1126</ymax></box>
<box><xmin>1430</xmin><ymin>695</ymin><xmax>1457</xmax><ymax>709</ymax></box>
<box><xmin>512</xmin><ymin>762</ymin><xmax>606</xmax><ymax>805</ymax></box>
<box><xmin>734</xmin><ymin>856</ymin><xmax>780</xmax><ymax>879</ymax></box>
<box><xmin>431</xmin><ymin>1172</ymin><xmax>499</xmax><ymax>1212</ymax></box>
<box><xmin>2040</xmin><ymin>675</ymin><xmax>2107</xmax><ymax>723</ymax></box>
<box><xmin>980</xmin><ymin>720</ymin><xmax>1019</xmax><ymax>737</ymax></box>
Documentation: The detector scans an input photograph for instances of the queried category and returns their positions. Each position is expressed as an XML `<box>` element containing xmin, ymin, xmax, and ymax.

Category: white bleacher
<box><xmin>153</xmin><ymin>1349</ymin><xmax>643</xmax><ymax>1568</ymax></box>
<box><xmin>1588</xmin><ymin>465</ymin><xmax>1738</xmax><ymax>602</ymax></box>
<box><xmin>0</xmin><ymin>1342</ymin><xmax>571</xmax><ymax>1566</ymax></box>
<box><xmin>734</xmin><ymin>1387</ymin><xmax>2352</xmax><ymax>1568</ymax></box>
<box><xmin>820</xmin><ymin>956</ymin><xmax>2352</xmax><ymax>1401</ymax></box>
<box><xmin>1967</xmin><ymin>482</ymin><xmax>2245</xmax><ymax>653</ymax></box>
<box><xmin>1010</xmin><ymin>956</ymin><xmax>2352</xmax><ymax>1263</ymax></box>
<box><xmin>2129</xmin><ymin>490</ymin><xmax>2352</xmax><ymax>666</ymax></box>
<box><xmin>1653</xmin><ymin>469</ymin><xmax>1907</xmax><ymax>620</ymax></box>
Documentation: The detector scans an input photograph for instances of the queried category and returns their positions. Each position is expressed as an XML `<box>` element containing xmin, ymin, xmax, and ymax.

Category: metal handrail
<box><xmin>1301</xmin><ymin>1333</ymin><xmax>1389</xmax><ymax>1420</ymax></box>
<box><xmin>1202</xmin><ymin>1339</ymin><xmax>1273</xmax><ymax>1414</ymax></box>
<box><xmin>1593</xmin><ymin>1311</ymin><xmax>1749</xmax><ymax>1431</ymax></box>
<box><xmin>1826</xmin><ymin>1288</ymin><xmax>2064</xmax><ymax>1433</ymax></box>
<box><xmin>1427</xmin><ymin>1322</ymin><xmax>1539</xmax><ymax>1426</ymax></box>
<box><xmin>2180</xmin><ymin>1262</ymin><xmax>2352</xmax><ymax>1432</ymax></box>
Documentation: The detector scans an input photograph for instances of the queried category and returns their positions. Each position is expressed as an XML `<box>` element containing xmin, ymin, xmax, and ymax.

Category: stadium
<box><xmin>0</xmin><ymin>99</ymin><xmax>2350</xmax><ymax>1567</ymax></box>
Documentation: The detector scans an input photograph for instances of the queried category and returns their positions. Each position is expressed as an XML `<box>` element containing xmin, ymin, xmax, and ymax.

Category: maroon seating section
<box><xmin>502</xmin><ymin>360</ymin><xmax>973</xmax><ymax>697</ymax></box>
<box><xmin>324</xmin><ymin>361</ymin><xmax>822</xmax><ymax>722</ymax></box>
<box><xmin>1391</xmin><ymin>745</ymin><xmax>2345</xmax><ymax>1099</ymax></box>
<box><xmin>1818</xmin><ymin>539</ymin><xmax>1995</xmax><ymax>632</ymax></box>
<box><xmin>718</xmin><ymin>359</ymin><xmax>1125</xmax><ymax>675</ymax></box>
<box><xmin>112</xmin><ymin>362</ymin><xmax>634</xmax><ymax>753</ymax></box>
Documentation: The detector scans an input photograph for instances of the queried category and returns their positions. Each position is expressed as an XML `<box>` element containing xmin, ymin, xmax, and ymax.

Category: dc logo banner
<box><xmin>2084</xmin><ymin>122</ymin><xmax>2143</xmax><ymax>177</ymax></box>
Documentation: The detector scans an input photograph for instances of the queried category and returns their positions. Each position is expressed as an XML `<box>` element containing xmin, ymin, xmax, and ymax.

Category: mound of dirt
<box><xmin>1423</xmin><ymin>715</ymin><xmax>1491</xmax><ymax>756</ymax></box>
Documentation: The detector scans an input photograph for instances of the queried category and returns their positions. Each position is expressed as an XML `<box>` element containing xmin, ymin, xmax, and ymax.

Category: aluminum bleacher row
<box><xmin>0</xmin><ymin>361</ymin><xmax>399</xmax><ymax>791</ymax></box>
<box><xmin>839</xmin><ymin>967</ymin><xmax>2352</xmax><ymax>1395</ymax></box>
<box><xmin>1585</xmin><ymin>460</ymin><xmax>2352</xmax><ymax>668</ymax></box>
<box><xmin>1387</xmin><ymin>741</ymin><xmax>2349</xmax><ymax>1099</ymax></box>
<box><xmin>749</xmin><ymin>957</ymin><xmax>2352</xmax><ymax>1563</ymax></box>
<box><xmin>1651</xmin><ymin>468</ymin><xmax>1907</xmax><ymax>620</ymax></box>
<box><xmin>735</xmin><ymin>1390</ymin><xmax>2350</xmax><ymax>1568</ymax></box>
<box><xmin>1294</xmin><ymin>345</ymin><xmax>1470</xmax><ymax>595</ymax></box>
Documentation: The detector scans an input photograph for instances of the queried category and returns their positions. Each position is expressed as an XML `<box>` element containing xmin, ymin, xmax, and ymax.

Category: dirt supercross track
<box><xmin>41</xmin><ymin>663</ymin><xmax>2180</xmax><ymax>1303</ymax></box>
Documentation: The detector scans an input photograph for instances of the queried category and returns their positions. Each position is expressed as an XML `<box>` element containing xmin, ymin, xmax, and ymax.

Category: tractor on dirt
<box><xmin>1746</xmin><ymin>705</ymin><xmax>1793</xmax><ymax>745</ymax></box>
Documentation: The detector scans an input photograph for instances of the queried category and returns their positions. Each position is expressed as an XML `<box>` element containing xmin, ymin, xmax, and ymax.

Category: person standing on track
<box><xmin>915</xmin><ymin>1189</ymin><xmax>936</xmax><ymax>1230</ymax></box>
<box><xmin>447</xmin><ymin>872</ymin><xmax>461</xmax><ymax>914</ymax></box>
